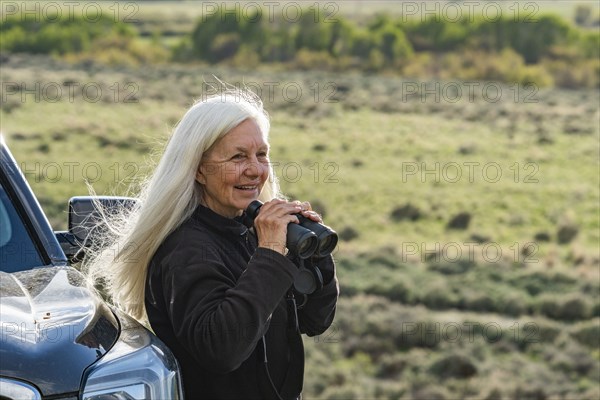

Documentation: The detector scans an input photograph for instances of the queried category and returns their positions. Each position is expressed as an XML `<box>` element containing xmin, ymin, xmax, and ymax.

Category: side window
<box><xmin>0</xmin><ymin>182</ymin><xmax>44</xmax><ymax>272</ymax></box>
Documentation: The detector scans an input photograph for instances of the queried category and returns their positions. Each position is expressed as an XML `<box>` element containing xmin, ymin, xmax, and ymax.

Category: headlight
<box><xmin>80</xmin><ymin>313</ymin><xmax>183</xmax><ymax>400</ymax></box>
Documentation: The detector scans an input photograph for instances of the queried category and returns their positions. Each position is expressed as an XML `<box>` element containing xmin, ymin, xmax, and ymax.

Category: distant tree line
<box><xmin>177</xmin><ymin>9</ymin><xmax>598</xmax><ymax>65</ymax></box>
<box><xmin>0</xmin><ymin>15</ymin><xmax>134</xmax><ymax>54</ymax></box>
<box><xmin>1</xmin><ymin>7</ymin><xmax>598</xmax><ymax>87</ymax></box>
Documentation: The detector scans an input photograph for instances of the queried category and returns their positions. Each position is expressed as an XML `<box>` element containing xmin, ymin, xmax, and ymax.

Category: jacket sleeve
<box><xmin>159</xmin><ymin>240</ymin><xmax>299</xmax><ymax>373</ymax></box>
<box><xmin>297</xmin><ymin>255</ymin><xmax>339</xmax><ymax>336</ymax></box>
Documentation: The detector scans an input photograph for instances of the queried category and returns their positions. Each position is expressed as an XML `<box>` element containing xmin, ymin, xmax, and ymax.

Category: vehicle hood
<box><xmin>0</xmin><ymin>266</ymin><xmax>119</xmax><ymax>396</ymax></box>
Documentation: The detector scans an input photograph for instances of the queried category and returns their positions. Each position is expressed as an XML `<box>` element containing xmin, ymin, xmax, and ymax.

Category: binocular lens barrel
<box><xmin>246</xmin><ymin>200</ymin><xmax>338</xmax><ymax>258</ymax></box>
<box><xmin>317</xmin><ymin>233</ymin><xmax>338</xmax><ymax>257</ymax></box>
<box><xmin>287</xmin><ymin>223</ymin><xmax>319</xmax><ymax>259</ymax></box>
<box><xmin>296</xmin><ymin>215</ymin><xmax>338</xmax><ymax>257</ymax></box>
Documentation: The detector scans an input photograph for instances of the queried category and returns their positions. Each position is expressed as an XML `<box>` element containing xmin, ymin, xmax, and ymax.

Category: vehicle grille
<box><xmin>0</xmin><ymin>378</ymin><xmax>42</xmax><ymax>400</ymax></box>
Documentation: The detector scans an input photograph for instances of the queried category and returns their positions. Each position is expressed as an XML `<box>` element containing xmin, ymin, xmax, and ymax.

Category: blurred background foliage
<box><xmin>1</xmin><ymin>1</ymin><xmax>599</xmax><ymax>88</ymax></box>
<box><xmin>1</xmin><ymin>1</ymin><xmax>599</xmax><ymax>399</ymax></box>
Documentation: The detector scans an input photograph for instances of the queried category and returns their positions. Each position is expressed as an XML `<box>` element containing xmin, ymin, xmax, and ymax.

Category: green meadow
<box><xmin>1</xmin><ymin>1</ymin><xmax>599</xmax><ymax>398</ymax></box>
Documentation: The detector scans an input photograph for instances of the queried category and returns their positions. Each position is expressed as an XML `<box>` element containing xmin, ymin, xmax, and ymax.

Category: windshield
<box><xmin>0</xmin><ymin>182</ymin><xmax>44</xmax><ymax>272</ymax></box>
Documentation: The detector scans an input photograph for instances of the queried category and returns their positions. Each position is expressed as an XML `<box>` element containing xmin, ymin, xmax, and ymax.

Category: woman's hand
<box><xmin>297</xmin><ymin>201</ymin><xmax>323</xmax><ymax>223</ymax></box>
<box><xmin>253</xmin><ymin>200</ymin><xmax>321</xmax><ymax>255</ymax></box>
<box><xmin>254</xmin><ymin>199</ymin><xmax>301</xmax><ymax>255</ymax></box>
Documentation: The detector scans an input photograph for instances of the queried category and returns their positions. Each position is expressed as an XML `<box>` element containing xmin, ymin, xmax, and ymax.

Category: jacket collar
<box><xmin>192</xmin><ymin>204</ymin><xmax>249</xmax><ymax>237</ymax></box>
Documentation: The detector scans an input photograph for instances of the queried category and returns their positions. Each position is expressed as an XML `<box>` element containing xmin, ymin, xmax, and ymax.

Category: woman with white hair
<box><xmin>86</xmin><ymin>89</ymin><xmax>338</xmax><ymax>399</ymax></box>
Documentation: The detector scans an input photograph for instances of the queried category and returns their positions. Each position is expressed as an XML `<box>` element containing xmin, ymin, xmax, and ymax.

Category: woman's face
<box><xmin>196</xmin><ymin>119</ymin><xmax>270</xmax><ymax>218</ymax></box>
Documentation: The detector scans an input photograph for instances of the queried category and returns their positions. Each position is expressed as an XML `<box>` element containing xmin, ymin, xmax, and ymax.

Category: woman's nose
<box><xmin>243</xmin><ymin>157</ymin><xmax>267</xmax><ymax>177</ymax></box>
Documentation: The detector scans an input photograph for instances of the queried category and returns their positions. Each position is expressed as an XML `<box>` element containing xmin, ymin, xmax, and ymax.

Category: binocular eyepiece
<box><xmin>246</xmin><ymin>200</ymin><xmax>338</xmax><ymax>259</ymax></box>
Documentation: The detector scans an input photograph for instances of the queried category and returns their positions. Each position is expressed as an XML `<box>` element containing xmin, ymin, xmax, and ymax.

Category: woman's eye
<box><xmin>231</xmin><ymin>154</ymin><xmax>245</xmax><ymax>160</ymax></box>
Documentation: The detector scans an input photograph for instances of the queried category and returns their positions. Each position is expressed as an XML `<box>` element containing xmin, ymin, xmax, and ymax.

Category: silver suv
<box><xmin>0</xmin><ymin>139</ymin><xmax>184</xmax><ymax>400</ymax></box>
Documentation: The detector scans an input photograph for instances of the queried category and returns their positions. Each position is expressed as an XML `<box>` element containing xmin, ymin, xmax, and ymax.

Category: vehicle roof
<box><xmin>0</xmin><ymin>137</ymin><xmax>68</xmax><ymax>267</ymax></box>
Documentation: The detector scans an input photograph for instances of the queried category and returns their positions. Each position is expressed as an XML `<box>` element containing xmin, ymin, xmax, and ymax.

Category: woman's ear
<box><xmin>195</xmin><ymin>166</ymin><xmax>206</xmax><ymax>184</ymax></box>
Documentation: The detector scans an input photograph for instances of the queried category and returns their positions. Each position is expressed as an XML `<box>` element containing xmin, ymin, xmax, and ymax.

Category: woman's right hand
<box><xmin>253</xmin><ymin>199</ymin><xmax>303</xmax><ymax>255</ymax></box>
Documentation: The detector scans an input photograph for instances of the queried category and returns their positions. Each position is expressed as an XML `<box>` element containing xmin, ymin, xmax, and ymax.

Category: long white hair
<box><xmin>83</xmin><ymin>88</ymin><xmax>280</xmax><ymax>323</ymax></box>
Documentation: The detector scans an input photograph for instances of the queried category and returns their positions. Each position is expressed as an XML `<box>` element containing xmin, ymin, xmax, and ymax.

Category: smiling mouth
<box><xmin>234</xmin><ymin>185</ymin><xmax>258</xmax><ymax>191</ymax></box>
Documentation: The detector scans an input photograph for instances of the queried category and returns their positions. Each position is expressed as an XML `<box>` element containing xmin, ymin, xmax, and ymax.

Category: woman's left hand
<box><xmin>295</xmin><ymin>201</ymin><xmax>323</xmax><ymax>223</ymax></box>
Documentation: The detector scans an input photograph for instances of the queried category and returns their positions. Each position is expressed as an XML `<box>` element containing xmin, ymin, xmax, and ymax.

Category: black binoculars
<box><xmin>245</xmin><ymin>200</ymin><xmax>338</xmax><ymax>259</ymax></box>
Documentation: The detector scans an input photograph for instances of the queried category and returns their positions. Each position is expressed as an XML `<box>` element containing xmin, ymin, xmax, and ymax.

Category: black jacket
<box><xmin>145</xmin><ymin>205</ymin><xmax>339</xmax><ymax>399</ymax></box>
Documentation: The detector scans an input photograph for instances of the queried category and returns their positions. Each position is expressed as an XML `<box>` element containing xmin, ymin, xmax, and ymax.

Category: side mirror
<box><xmin>55</xmin><ymin>196</ymin><xmax>138</xmax><ymax>263</ymax></box>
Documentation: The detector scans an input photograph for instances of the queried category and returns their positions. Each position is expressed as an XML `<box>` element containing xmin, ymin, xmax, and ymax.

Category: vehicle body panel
<box><xmin>0</xmin><ymin>267</ymin><xmax>118</xmax><ymax>395</ymax></box>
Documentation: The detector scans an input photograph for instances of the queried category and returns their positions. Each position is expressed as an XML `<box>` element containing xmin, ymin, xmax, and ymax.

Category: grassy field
<box><xmin>1</xmin><ymin>52</ymin><xmax>598</xmax><ymax>398</ymax></box>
